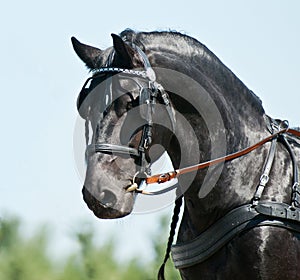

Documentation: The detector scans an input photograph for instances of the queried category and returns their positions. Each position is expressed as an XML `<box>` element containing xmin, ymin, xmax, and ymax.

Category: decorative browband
<box><xmin>93</xmin><ymin>67</ymin><xmax>149</xmax><ymax>79</ymax></box>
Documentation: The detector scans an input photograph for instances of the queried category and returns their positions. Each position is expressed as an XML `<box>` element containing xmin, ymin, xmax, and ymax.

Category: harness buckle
<box><xmin>259</xmin><ymin>174</ymin><xmax>269</xmax><ymax>186</ymax></box>
<box><xmin>293</xmin><ymin>182</ymin><xmax>300</xmax><ymax>189</ymax></box>
<box><xmin>271</xmin><ymin>119</ymin><xmax>289</xmax><ymax>133</ymax></box>
<box><xmin>143</xmin><ymin>137</ymin><xmax>152</xmax><ymax>150</ymax></box>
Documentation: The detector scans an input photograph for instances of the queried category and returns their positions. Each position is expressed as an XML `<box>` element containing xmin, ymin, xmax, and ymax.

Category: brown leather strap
<box><xmin>146</xmin><ymin>128</ymin><xmax>300</xmax><ymax>185</ymax></box>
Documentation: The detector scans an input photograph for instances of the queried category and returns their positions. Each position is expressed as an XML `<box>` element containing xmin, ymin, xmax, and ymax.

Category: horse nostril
<box><xmin>98</xmin><ymin>190</ymin><xmax>117</xmax><ymax>208</ymax></box>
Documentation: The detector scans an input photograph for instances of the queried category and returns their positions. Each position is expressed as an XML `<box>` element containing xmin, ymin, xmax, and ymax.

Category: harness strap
<box><xmin>280</xmin><ymin>134</ymin><xmax>300</xmax><ymax>207</ymax></box>
<box><xmin>253</xmin><ymin>134</ymin><xmax>278</xmax><ymax>204</ymax></box>
<box><xmin>171</xmin><ymin>202</ymin><xmax>300</xmax><ymax>269</ymax></box>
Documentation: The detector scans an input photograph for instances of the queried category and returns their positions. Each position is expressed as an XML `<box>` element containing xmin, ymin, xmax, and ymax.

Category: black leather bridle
<box><xmin>77</xmin><ymin>44</ymin><xmax>176</xmax><ymax>185</ymax></box>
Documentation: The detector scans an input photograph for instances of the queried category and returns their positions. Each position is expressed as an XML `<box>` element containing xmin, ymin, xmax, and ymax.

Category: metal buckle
<box><xmin>292</xmin><ymin>182</ymin><xmax>300</xmax><ymax>193</ymax></box>
<box><xmin>259</xmin><ymin>173</ymin><xmax>269</xmax><ymax>186</ymax></box>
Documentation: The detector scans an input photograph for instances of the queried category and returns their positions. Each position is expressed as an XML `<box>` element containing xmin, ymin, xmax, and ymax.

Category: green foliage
<box><xmin>0</xmin><ymin>217</ymin><xmax>53</xmax><ymax>280</ymax></box>
<box><xmin>0</xmin><ymin>215</ymin><xmax>181</xmax><ymax>280</ymax></box>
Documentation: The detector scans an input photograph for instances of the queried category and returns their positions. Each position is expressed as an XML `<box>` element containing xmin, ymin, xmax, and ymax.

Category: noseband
<box><xmin>78</xmin><ymin>44</ymin><xmax>176</xmax><ymax>186</ymax></box>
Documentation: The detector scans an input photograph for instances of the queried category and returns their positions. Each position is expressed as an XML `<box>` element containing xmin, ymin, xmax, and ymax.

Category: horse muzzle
<box><xmin>82</xmin><ymin>185</ymin><xmax>134</xmax><ymax>219</ymax></box>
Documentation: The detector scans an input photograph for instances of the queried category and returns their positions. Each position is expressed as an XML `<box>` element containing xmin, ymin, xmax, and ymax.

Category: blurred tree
<box><xmin>0</xmin><ymin>216</ymin><xmax>53</xmax><ymax>280</ymax></box>
<box><xmin>0</xmin><ymin>214</ymin><xmax>180</xmax><ymax>280</ymax></box>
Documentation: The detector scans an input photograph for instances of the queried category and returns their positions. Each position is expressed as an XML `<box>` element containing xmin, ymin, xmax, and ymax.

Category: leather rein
<box><xmin>144</xmin><ymin>127</ymin><xmax>300</xmax><ymax>186</ymax></box>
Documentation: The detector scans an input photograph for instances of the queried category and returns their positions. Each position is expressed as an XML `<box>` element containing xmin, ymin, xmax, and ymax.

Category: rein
<box><xmin>139</xmin><ymin>128</ymin><xmax>300</xmax><ymax>194</ymax></box>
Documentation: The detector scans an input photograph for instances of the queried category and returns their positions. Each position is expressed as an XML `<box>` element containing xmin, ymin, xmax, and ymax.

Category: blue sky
<box><xmin>1</xmin><ymin>0</ymin><xmax>299</xmax><ymax>261</ymax></box>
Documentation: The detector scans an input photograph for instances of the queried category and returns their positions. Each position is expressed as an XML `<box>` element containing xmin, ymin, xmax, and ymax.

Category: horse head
<box><xmin>72</xmin><ymin>34</ymin><xmax>176</xmax><ymax>219</ymax></box>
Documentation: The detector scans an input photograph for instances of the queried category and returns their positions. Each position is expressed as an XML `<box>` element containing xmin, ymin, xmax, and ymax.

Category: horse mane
<box><xmin>120</xmin><ymin>28</ymin><xmax>216</xmax><ymax>63</ymax></box>
<box><xmin>119</xmin><ymin>29</ymin><xmax>264</xmax><ymax>116</ymax></box>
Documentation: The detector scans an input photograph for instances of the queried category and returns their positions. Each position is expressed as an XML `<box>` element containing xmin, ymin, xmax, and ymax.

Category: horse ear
<box><xmin>111</xmin><ymin>34</ymin><xmax>134</xmax><ymax>67</ymax></box>
<box><xmin>71</xmin><ymin>37</ymin><xmax>102</xmax><ymax>69</ymax></box>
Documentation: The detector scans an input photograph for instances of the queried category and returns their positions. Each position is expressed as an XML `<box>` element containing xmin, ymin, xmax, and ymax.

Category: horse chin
<box><xmin>82</xmin><ymin>186</ymin><xmax>134</xmax><ymax>219</ymax></box>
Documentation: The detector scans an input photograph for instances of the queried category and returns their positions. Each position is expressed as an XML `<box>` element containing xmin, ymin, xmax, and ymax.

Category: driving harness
<box><xmin>171</xmin><ymin>121</ymin><xmax>300</xmax><ymax>269</ymax></box>
<box><xmin>76</xmin><ymin>39</ymin><xmax>300</xmax><ymax>276</ymax></box>
<box><xmin>154</xmin><ymin>122</ymin><xmax>300</xmax><ymax>278</ymax></box>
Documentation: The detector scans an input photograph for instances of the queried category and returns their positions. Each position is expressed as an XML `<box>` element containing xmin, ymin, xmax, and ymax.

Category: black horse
<box><xmin>72</xmin><ymin>30</ymin><xmax>300</xmax><ymax>279</ymax></box>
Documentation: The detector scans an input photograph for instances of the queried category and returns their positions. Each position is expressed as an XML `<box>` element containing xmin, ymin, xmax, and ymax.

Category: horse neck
<box><xmin>166</xmin><ymin>76</ymin><xmax>269</xmax><ymax>235</ymax></box>
<box><xmin>166</xmin><ymin>73</ymin><xmax>269</xmax><ymax>198</ymax></box>
<box><xmin>139</xmin><ymin>33</ymin><xmax>273</xmax><ymax>233</ymax></box>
